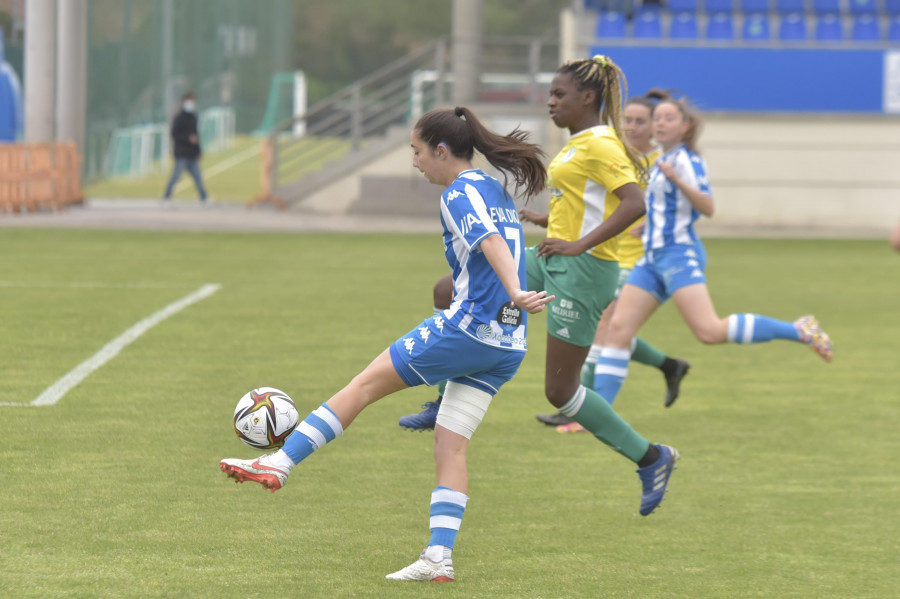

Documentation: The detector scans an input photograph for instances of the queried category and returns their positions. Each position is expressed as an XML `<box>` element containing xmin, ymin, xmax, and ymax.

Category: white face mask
<box><xmin>183</xmin><ymin>100</ymin><xmax>196</xmax><ymax>113</ymax></box>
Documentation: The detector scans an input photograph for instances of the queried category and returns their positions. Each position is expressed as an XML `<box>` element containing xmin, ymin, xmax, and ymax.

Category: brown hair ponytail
<box><xmin>414</xmin><ymin>107</ymin><xmax>547</xmax><ymax>201</ymax></box>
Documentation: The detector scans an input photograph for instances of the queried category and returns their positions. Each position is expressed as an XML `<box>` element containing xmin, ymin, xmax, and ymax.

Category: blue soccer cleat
<box><xmin>398</xmin><ymin>397</ymin><xmax>441</xmax><ymax>431</ymax></box>
<box><xmin>636</xmin><ymin>444</ymin><xmax>680</xmax><ymax>516</ymax></box>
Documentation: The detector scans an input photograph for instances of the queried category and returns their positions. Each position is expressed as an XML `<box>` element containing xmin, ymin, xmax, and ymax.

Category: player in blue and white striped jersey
<box><xmin>591</xmin><ymin>92</ymin><xmax>834</xmax><ymax>409</ymax></box>
<box><xmin>220</xmin><ymin>106</ymin><xmax>553</xmax><ymax>583</ymax></box>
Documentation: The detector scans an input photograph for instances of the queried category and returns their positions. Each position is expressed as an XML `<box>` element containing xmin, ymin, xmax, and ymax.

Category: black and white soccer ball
<box><xmin>233</xmin><ymin>387</ymin><xmax>300</xmax><ymax>450</ymax></box>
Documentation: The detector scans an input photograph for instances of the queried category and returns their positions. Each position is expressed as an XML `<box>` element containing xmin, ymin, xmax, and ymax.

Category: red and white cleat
<box><xmin>219</xmin><ymin>454</ymin><xmax>289</xmax><ymax>492</ymax></box>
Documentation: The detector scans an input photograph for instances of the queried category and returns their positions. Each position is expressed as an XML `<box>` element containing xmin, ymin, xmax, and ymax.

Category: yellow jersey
<box><xmin>546</xmin><ymin>125</ymin><xmax>639</xmax><ymax>262</ymax></box>
<box><xmin>617</xmin><ymin>147</ymin><xmax>660</xmax><ymax>269</ymax></box>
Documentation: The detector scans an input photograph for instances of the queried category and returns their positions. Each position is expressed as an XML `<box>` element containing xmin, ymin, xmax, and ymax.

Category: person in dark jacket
<box><xmin>163</xmin><ymin>92</ymin><xmax>208</xmax><ymax>204</ymax></box>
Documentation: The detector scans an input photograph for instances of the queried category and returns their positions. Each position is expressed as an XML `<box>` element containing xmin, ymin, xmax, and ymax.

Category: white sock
<box><xmin>423</xmin><ymin>545</ymin><xmax>451</xmax><ymax>562</ymax></box>
<box><xmin>267</xmin><ymin>449</ymin><xmax>297</xmax><ymax>472</ymax></box>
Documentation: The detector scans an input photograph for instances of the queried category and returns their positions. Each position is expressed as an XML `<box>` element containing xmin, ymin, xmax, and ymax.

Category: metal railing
<box><xmin>251</xmin><ymin>34</ymin><xmax>559</xmax><ymax>208</ymax></box>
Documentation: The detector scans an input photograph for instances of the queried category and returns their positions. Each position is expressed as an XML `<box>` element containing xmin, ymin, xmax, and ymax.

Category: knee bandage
<box><xmin>436</xmin><ymin>381</ymin><xmax>493</xmax><ymax>439</ymax></box>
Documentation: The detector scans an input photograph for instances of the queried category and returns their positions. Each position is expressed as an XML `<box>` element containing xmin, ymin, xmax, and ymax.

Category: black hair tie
<box><xmin>454</xmin><ymin>106</ymin><xmax>464</xmax><ymax>117</ymax></box>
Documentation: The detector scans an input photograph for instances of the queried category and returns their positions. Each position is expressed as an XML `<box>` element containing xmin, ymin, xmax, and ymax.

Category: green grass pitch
<box><xmin>0</xmin><ymin>229</ymin><xmax>897</xmax><ymax>598</ymax></box>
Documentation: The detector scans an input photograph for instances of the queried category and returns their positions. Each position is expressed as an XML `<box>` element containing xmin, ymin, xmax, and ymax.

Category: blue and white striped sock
<box><xmin>428</xmin><ymin>486</ymin><xmax>468</xmax><ymax>550</ymax></box>
<box><xmin>280</xmin><ymin>403</ymin><xmax>344</xmax><ymax>465</ymax></box>
<box><xmin>592</xmin><ymin>347</ymin><xmax>631</xmax><ymax>405</ymax></box>
<box><xmin>727</xmin><ymin>314</ymin><xmax>800</xmax><ymax>344</ymax></box>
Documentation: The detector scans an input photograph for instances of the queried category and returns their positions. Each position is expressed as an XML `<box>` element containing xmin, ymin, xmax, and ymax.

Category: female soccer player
<box><xmin>536</xmin><ymin>93</ymin><xmax>691</xmax><ymax>433</ymax></box>
<box><xmin>590</xmin><ymin>92</ymin><xmax>833</xmax><ymax>407</ymax></box>
<box><xmin>519</xmin><ymin>55</ymin><xmax>680</xmax><ymax>514</ymax></box>
<box><xmin>220</xmin><ymin>106</ymin><xmax>553</xmax><ymax>583</ymax></box>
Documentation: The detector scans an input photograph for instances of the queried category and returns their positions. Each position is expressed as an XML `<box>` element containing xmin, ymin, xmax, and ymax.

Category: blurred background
<box><xmin>0</xmin><ymin>0</ymin><xmax>898</xmax><ymax>235</ymax></box>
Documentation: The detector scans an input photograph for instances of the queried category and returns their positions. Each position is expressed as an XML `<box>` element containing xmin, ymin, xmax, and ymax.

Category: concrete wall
<box><xmin>295</xmin><ymin>107</ymin><xmax>900</xmax><ymax>238</ymax></box>
<box><xmin>698</xmin><ymin>114</ymin><xmax>900</xmax><ymax>236</ymax></box>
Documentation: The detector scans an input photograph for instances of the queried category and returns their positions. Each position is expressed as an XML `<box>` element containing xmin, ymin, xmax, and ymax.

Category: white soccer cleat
<box><xmin>385</xmin><ymin>552</ymin><xmax>455</xmax><ymax>582</ymax></box>
<box><xmin>219</xmin><ymin>454</ymin><xmax>289</xmax><ymax>492</ymax></box>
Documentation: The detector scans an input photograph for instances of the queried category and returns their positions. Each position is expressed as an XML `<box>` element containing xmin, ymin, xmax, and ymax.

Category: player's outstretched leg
<box><xmin>794</xmin><ymin>315</ymin><xmax>833</xmax><ymax>362</ymax></box>
<box><xmin>636</xmin><ymin>444</ymin><xmax>680</xmax><ymax>516</ymax></box>
<box><xmin>219</xmin><ymin>454</ymin><xmax>290</xmax><ymax>492</ymax></box>
<box><xmin>221</xmin><ymin>404</ymin><xmax>341</xmax><ymax>491</ymax></box>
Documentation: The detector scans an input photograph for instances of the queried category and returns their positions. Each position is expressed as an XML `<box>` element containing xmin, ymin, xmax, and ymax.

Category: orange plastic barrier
<box><xmin>0</xmin><ymin>142</ymin><xmax>84</xmax><ymax>215</ymax></box>
<box><xmin>246</xmin><ymin>138</ymin><xmax>285</xmax><ymax>210</ymax></box>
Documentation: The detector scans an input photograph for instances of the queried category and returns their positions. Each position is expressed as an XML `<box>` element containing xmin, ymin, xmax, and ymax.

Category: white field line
<box><xmin>0</xmin><ymin>283</ymin><xmax>221</xmax><ymax>408</ymax></box>
<box><xmin>174</xmin><ymin>142</ymin><xmax>261</xmax><ymax>193</ymax></box>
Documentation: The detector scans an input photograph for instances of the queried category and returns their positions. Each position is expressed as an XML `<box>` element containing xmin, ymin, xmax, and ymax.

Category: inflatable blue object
<box><xmin>0</xmin><ymin>29</ymin><xmax>24</xmax><ymax>142</ymax></box>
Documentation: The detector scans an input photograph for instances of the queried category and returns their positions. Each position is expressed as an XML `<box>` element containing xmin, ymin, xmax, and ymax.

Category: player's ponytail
<box><xmin>414</xmin><ymin>107</ymin><xmax>546</xmax><ymax>201</ymax></box>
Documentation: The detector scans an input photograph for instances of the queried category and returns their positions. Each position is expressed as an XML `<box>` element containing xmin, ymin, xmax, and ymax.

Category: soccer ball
<box><xmin>233</xmin><ymin>387</ymin><xmax>300</xmax><ymax>450</ymax></box>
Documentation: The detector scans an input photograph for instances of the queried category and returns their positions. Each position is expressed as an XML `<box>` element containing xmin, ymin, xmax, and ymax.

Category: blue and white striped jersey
<box><xmin>439</xmin><ymin>169</ymin><xmax>527</xmax><ymax>352</ymax></box>
<box><xmin>643</xmin><ymin>144</ymin><xmax>712</xmax><ymax>252</ymax></box>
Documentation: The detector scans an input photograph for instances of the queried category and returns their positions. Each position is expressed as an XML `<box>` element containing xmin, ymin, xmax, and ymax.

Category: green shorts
<box><xmin>525</xmin><ymin>246</ymin><xmax>619</xmax><ymax>347</ymax></box>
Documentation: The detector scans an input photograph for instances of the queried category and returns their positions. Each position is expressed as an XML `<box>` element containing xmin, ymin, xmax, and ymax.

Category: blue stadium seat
<box><xmin>743</xmin><ymin>13</ymin><xmax>772</xmax><ymax>39</ymax></box>
<box><xmin>848</xmin><ymin>0</ymin><xmax>878</xmax><ymax>14</ymax></box>
<box><xmin>596</xmin><ymin>11</ymin><xmax>627</xmax><ymax>38</ymax></box>
<box><xmin>705</xmin><ymin>0</ymin><xmax>735</xmax><ymax>12</ymax></box>
<box><xmin>633</xmin><ymin>9</ymin><xmax>664</xmax><ymax>38</ymax></box>
<box><xmin>668</xmin><ymin>0</ymin><xmax>700</xmax><ymax>12</ymax></box>
<box><xmin>740</xmin><ymin>0</ymin><xmax>770</xmax><ymax>13</ymax></box>
<box><xmin>776</xmin><ymin>0</ymin><xmax>806</xmax><ymax>13</ymax></box>
<box><xmin>889</xmin><ymin>15</ymin><xmax>900</xmax><ymax>38</ymax></box>
<box><xmin>887</xmin><ymin>0</ymin><xmax>900</xmax><ymax>14</ymax></box>
<box><xmin>851</xmin><ymin>13</ymin><xmax>881</xmax><ymax>39</ymax></box>
<box><xmin>815</xmin><ymin>13</ymin><xmax>844</xmax><ymax>39</ymax></box>
<box><xmin>670</xmin><ymin>12</ymin><xmax>700</xmax><ymax>38</ymax></box>
<box><xmin>779</xmin><ymin>13</ymin><xmax>809</xmax><ymax>39</ymax></box>
<box><xmin>706</xmin><ymin>12</ymin><xmax>737</xmax><ymax>37</ymax></box>
<box><xmin>812</xmin><ymin>0</ymin><xmax>840</xmax><ymax>14</ymax></box>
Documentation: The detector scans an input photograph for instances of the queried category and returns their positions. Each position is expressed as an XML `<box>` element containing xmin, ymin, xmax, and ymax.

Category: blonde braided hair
<box><xmin>556</xmin><ymin>54</ymin><xmax>647</xmax><ymax>182</ymax></box>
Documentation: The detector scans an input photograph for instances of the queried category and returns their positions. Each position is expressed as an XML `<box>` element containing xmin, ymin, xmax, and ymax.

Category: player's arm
<box><xmin>518</xmin><ymin>209</ymin><xmax>548</xmax><ymax>227</ymax></box>
<box><xmin>480</xmin><ymin>233</ymin><xmax>553</xmax><ymax>314</ymax></box>
<box><xmin>536</xmin><ymin>182</ymin><xmax>645</xmax><ymax>257</ymax></box>
<box><xmin>658</xmin><ymin>162</ymin><xmax>714</xmax><ymax>216</ymax></box>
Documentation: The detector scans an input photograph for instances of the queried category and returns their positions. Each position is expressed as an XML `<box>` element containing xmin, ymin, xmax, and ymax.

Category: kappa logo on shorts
<box><xmin>434</xmin><ymin>316</ymin><xmax>445</xmax><ymax>333</ymax></box>
<box><xmin>687</xmin><ymin>259</ymin><xmax>699</xmax><ymax>267</ymax></box>
<box><xmin>403</xmin><ymin>338</ymin><xmax>415</xmax><ymax>354</ymax></box>
<box><xmin>684</xmin><ymin>248</ymin><xmax>698</xmax><ymax>258</ymax></box>
<box><xmin>691</xmin><ymin>269</ymin><xmax>703</xmax><ymax>278</ymax></box>
<box><xmin>418</xmin><ymin>326</ymin><xmax>431</xmax><ymax>343</ymax></box>
<box><xmin>555</xmin><ymin>326</ymin><xmax>571</xmax><ymax>339</ymax></box>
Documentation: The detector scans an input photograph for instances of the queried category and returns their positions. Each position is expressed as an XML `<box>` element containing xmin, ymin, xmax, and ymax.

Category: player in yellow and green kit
<box><xmin>520</xmin><ymin>56</ymin><xmax>678</xmax><ymax>516</ymax></box>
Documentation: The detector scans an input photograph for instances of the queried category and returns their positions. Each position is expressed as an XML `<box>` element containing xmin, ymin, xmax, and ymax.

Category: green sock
<box><xmin>580</xmin><ymin>362</ymin><xmax>594</xmax><ymax>389</ymax></box>
<box><xmin>631</xmin><ymin>337</ymin><xmax>666</xmax><ymax>368</ymax></box>
<box><xmin>564</xmin><ymin>386</ymin><xmax>650</xmax><ymax>463</ymax></box>
<box><xmin>437</xmin><ymin>379</ymin><xmax>447</xmax><ymax>397</ymax></box>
